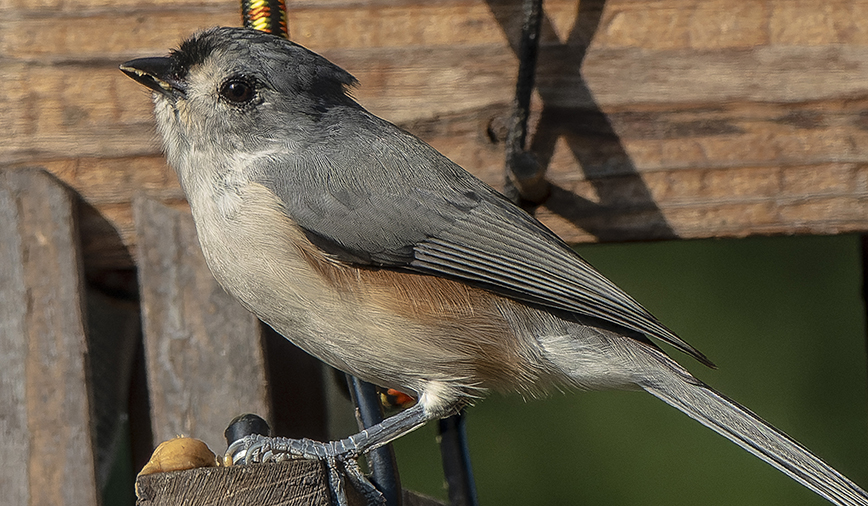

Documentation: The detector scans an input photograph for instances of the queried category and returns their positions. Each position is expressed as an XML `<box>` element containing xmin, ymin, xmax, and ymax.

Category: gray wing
<box><xmin>254</xmin><ymin>109</ymin><xmax>712</xmax><ymax>367</ymax></box>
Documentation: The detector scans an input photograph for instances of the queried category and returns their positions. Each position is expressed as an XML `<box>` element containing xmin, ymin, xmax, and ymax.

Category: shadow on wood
<box><xmin>486</xmin><ymin>0</ymin><xmax>678</xmax><ymax>241</ymax></box>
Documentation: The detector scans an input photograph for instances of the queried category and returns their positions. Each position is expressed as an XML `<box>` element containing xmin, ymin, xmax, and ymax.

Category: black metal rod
<box><xmin>438</xmin><ymin>411</ymin><xmax>478</xmax><ymax>506</ymax></box>
<box><xmin>347</xmin><ymin>375</ymin><xmax>403</xmax><ymax>506</ymax></box>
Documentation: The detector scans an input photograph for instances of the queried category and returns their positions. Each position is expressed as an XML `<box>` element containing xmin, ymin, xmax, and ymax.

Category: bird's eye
<box><xmin>220</xmin><ymin>78</ymin><xmax>255</xmax><ymax>103</ymax></box>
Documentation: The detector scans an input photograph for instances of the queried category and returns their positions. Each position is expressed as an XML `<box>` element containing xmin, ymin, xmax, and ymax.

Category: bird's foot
<box><xmin>226</xmin><ymin>434</ymin><xmax>385</xmax><ymax>506</ymax></box>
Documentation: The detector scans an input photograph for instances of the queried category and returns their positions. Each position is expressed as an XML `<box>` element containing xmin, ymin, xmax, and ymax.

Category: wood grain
<box><xmin>4</xmin><ymin>0</ymin><xmax>868</xmax><ymax>268</ymax></box>
<box><xmin>134</xmin><ymin>460</ymin><xmax>446</xmax><ymax>506</ymax></box>
<box><xmin>135</xmin><ymin>461</ymin><xmax>332</xmax><ymax>506</ymax></box>
<box><xmin>0</xmin><ymin>168</ymin><xmax>98</xmax><ymax>506</ymax></box>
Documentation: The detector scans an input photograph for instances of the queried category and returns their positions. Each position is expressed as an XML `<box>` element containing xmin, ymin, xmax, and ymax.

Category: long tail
<box><xmin>640</xmin><ymin>358</ymin><xmax>868</xmax><ymax>506</ymax></box>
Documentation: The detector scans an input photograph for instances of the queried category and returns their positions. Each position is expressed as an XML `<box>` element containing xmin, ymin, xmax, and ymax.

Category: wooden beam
<box><xmin>5</xmin><ymin>0</ymin><xmax>868</xmax><ymax>268</ymax></box>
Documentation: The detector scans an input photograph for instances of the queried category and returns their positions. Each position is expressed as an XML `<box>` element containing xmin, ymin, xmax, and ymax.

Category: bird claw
<box><xmin>225</xmin><ymin>435</ymin><xmax>384</xmax><ymax>506</ymax></box>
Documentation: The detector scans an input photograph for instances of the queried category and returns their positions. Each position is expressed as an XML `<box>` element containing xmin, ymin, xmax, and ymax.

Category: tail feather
<box><xmin>641</xmin><ymin>366</ymin><xmax>867</xmax><ymax>506</ymax></box>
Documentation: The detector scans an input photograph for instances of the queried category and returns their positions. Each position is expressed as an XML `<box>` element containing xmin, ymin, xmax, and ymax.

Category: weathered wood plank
<box><xmin>12</xmin><ymin>100</ymin><xmax>868</xmax><ymax>264</ymax></box>
<box><xmin>5</xmin><ymin>0</ymin><xmax>868</xmax><ymax>266</ymax></box>
<box><xmin>7</xmin><ymin>42</ymin><xmax>868</xmax><ymax>163</ymax></box>
<box><xmin>581</xmin><ymin>46</ymin><xmax>868</xmax><ymax>107</ymax></box>
<box><xmin>135</xmin><ymin>462</ymin><xmax>332</xmax><ymax>506</ymax></box>
<box><xmin>133</xmin><ymin>196</ymin><xmax>271</xmax><ymax>454</ymax></box>
<box><xmin>134</xmin><ymin>460</ymin><xmax>446</xmax><ymax>506</ymax></box>
<box><xmin>0</xmin><ymin>168</ymin><xmax>98</xmax><ymax>506</ymax></box>
<box><xmin>0</xmin><ymin>177</ymin><xmax>30</xmax><ymax>506</ymax></box>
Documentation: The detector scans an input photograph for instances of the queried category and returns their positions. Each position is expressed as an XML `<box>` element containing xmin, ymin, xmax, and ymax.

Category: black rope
<box><xmin>504</xmin><ymin>0</ymin><xmax>548</xmax><ymax>207</ymax></box>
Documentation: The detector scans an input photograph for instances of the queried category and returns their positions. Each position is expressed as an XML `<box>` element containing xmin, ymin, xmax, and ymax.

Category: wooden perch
<box><xmin>135</xmin><ymin>461</ymin><xmax>333</xmax><ymax>506</ymax></box>
<box><xmin>134</xmin><ymin>460</ymin><xmax>445</xmax><ymax>506</ymax></box>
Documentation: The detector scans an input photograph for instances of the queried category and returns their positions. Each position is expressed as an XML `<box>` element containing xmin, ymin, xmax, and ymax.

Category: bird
<box><xmin>120</xmin><ymin>26</ymin><xmax>868</xmax><ymax>506</ymax></box>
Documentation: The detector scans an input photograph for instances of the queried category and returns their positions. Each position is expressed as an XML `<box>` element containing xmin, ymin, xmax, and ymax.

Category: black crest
<box><xmin>169</xmin><ymin>31</ymin><xmax>219</xmax><ymax>80</ymax></box>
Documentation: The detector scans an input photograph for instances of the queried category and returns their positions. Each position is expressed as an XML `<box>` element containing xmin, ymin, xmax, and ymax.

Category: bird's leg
<box><xmin>344</xmin><ymin>457</ymin><xmax>388</xmax><ymax>505</ymax></box>
<box><xmin>226</xmin><ymin>402</ymin><xmax>431</xmax><ymax>506</ymax></box>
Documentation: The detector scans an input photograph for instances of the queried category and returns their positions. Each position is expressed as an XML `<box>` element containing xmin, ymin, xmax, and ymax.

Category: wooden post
<box><xmin>133</xmin><ymin>196</ymin><xmax>272</xmax><ymax>454</ymax></box>
<box><xmin>0</xmin><ymin>168</ymin><xmax>99</xmax><ymax>506</ymax></box>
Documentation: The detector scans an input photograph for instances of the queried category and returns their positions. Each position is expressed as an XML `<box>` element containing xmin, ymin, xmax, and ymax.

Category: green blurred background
<box><xmin>392</xmin><ymin>233</ymin><xmax>868</xmax><ymax>505</ymax></box>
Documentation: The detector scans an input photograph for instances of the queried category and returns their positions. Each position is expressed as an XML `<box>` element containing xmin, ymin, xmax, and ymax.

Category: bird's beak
<box><xmin>119</xmin><ymin>57</ymin><xmax>186</xmax><ymax>98</ymax></box>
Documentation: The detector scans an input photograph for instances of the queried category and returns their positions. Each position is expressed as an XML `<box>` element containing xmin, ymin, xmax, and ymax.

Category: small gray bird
<box><xmin>121</xmin><ymin>27</ymin><xmax>867</xmax><ymax>506</ymax></box>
